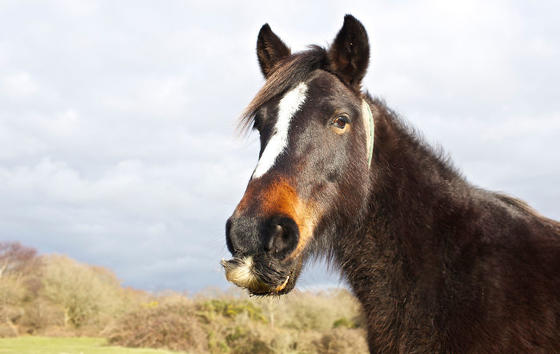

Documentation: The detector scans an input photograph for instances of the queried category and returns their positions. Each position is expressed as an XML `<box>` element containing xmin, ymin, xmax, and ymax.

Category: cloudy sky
<box><xmin>1</xmin><ymin>1</ymin><xmax>558</xmax><ymax>292</ymax></box>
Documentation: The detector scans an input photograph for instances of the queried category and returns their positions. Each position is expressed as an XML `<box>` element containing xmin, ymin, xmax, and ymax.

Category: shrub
<box><xmin>333</xmin><ymin>316</ymin><xmax>360</xmax><ymax>329</ymax></box>
<box><xmin>197</xmin><ymin>299</ymin><xmax>266</xmax><ymax>323</ymax></box>
<box><xmin>224</xmin><ymin>325</ymin><xmax>273</xmax><ymax>354</ymax></box>
<box><xmin>312</xmin><ymin>328</ymin><xmax>369</xmax><ymax>353</ymax></box>
<box><xmin>274</xmin><ymin>289</ymin><xmax>363</xmax><ymax>331</ymax></box>
<box><xmin>106</xmin><ymin>302</ymin><xmax>207</xmax><ymax>352</ymax></box>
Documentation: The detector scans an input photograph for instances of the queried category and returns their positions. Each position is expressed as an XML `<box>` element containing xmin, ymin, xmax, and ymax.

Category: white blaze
<box><xmin>252</xmin><ymin>82</ymin><xmax>308</xmax><ymax>179</ymax></box>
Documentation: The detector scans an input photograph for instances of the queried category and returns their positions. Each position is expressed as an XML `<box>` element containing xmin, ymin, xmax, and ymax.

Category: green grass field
<box><xmin>0</xmin><ymin>337</ymin><xmax>181</xmax><ymax>354</ymax></box>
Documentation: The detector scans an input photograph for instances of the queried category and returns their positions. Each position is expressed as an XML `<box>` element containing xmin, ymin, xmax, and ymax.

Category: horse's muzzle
<box><xmin>223</xmin><ymin>214</ymin><xmax>301</xmax><ymax>294</ymax></box>
<box><xmin>225</xmin><ymin>214</ymin><xmax>299</xmax><ymax>259</ymax></box>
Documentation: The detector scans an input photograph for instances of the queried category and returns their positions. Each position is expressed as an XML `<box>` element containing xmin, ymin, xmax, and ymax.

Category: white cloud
<box><xmin>1</xmin><ymin>72</ymin><xmax>39</xmax><ymax>98</ymax></box>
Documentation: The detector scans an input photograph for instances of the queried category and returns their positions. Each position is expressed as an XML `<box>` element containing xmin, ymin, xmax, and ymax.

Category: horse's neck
<box><xmin>367</xmin><ymin>100</ymin><xmax>470</xmax><ymax>257</ymax></box>
<box><xmin>336</xmin><ymin>101</ymin><xmax>472</xmax><ymax>348</ymax></box>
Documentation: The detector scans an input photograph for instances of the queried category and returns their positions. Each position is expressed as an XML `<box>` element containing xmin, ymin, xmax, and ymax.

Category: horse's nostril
<box><xmin>227</xmin><ymin>215</ymin><xmax>299</xmax><ymax>258</ymax></box>
<box><xmin>225</xmin><ymin>218</ymin><xmax>235</xmax><ymax>254</ymax></box>
<box><xmin>266</xmin><ymin>217</ymin><xmax>299</xmax><ymax>258</ymax></box>
<box><xmin>266</xmin><ymin>224</ymin><xmax>283</xmax><ymax>252</ymax></box>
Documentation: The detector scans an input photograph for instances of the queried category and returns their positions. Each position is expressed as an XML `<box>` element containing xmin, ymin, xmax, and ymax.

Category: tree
<box><xmin>0</xmin><ymin>242</ymin><xmax>38</xmax><ymax>278</ymax></box>
<box><xmin>0</xmin><ymin>242</ymin><xmax>40</xmax><ymax>336</ymax></box>
<box><xmin>41</xmin><ymin>255</ymin><xmax>123</xmax><ymax>328</ymax></box>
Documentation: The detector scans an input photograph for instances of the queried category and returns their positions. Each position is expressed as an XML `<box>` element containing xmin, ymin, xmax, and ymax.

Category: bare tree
<box><xmin>41</xmin><ymin>255</ymin><xmax>123</xmax><ymax>328</ymax></box>
<box><xmin>0</xmin><ymin>242</ymin><xmax>38</xmax><ymax>278</ymax></box>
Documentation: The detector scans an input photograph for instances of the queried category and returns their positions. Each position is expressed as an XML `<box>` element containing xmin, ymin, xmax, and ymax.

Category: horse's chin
<box><xmin>221</xmin><ymin>255</ymin><xmax>302</xmax><ymax>296</ymax></box>
<box><xmin>263</xmin><ymin>267</ymin><xmax>299</xmax><ymax>296</ymax></box>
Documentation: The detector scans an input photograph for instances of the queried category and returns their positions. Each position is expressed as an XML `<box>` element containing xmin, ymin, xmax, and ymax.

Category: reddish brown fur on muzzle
<box><xmin>234</xmin><ymin>177</ymin><xmax>318</xmax><ymax>259</ymax></box>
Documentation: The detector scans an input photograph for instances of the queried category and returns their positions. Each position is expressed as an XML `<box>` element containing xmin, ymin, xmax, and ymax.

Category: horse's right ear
<box><xmin>257</xmin><ymin>24</ymin><xmax>291</xmax><ymax>78</ymax></box>
<box><xmin>328</xmin><ymin>15</ymin><xmax>370</xmax><ymax>90</ymax></box>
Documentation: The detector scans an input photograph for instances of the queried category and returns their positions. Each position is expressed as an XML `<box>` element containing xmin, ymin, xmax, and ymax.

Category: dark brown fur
<box><xmin>227</xmin><ymin>15</ymin><xmax>560</xmax><ymax>353</ymax></box>
<box><xmin>329</xmin><ymin>97</ymin><xmax>560</xmax><ymax>352</ymax></box>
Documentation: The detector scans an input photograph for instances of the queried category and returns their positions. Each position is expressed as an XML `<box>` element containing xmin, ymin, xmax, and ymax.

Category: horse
<box><xmin>221</xmin><ymin>15</ymin><xmax>560</xmax><ymax>353</ymax></box>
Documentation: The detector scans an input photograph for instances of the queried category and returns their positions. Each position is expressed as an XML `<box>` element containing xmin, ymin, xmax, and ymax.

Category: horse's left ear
<box><xmin>257</xmin><ymin>24</ymin><xmax>291</xmax><ymax>78</ymax></box>
<box><xmin>328</xmin><ymin>15</ymin><xmax>370</xmax><ymax>89</ymax></box>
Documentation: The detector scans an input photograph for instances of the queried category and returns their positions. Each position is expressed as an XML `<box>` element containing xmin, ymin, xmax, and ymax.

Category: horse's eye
<box><xmin>332</xmin><ymin>115</ymin><xmax>349</xmax><ymax>130</ymax></box>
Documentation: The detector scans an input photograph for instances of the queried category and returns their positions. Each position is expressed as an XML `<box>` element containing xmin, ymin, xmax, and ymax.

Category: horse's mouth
<box><xmin>221</xmin><ymin>256</ymin><xmax>297</xmax><ymax>295</ymax></box>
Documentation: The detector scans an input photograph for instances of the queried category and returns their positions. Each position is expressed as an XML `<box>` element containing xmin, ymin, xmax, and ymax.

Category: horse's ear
<box><xmin>328</xmin><ymin>15</ymin><xmax>370</xmax><ymax>89</ymax></box>
<box><xmin>257</xmin><ymin>24</ymin><xmax>291</xmax><ymax>78</ymax></box>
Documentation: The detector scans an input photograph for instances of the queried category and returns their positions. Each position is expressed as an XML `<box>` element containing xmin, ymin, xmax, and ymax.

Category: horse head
<box><xmin>223</xmin><ymin>15</ymin><xmax>375</xmax><ymax>295</ymax></box>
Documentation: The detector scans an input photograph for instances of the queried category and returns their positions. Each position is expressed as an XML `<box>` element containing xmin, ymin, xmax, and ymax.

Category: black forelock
<box><xmin>239</xmin><ymin>46</ymin><xmax>328</xmax><ymax>133</ymax></box>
